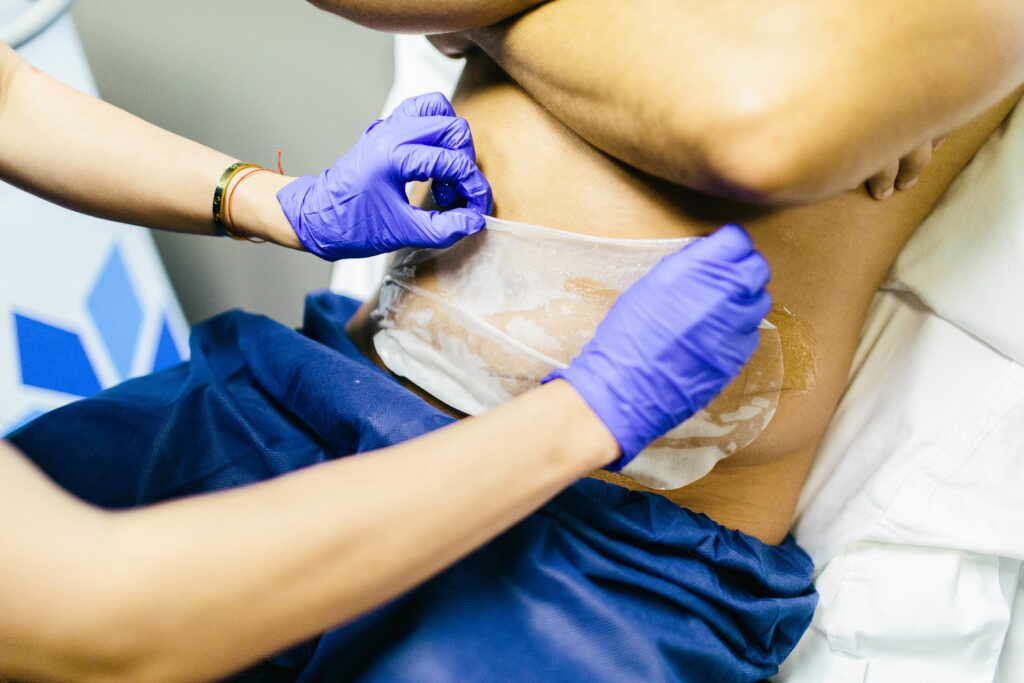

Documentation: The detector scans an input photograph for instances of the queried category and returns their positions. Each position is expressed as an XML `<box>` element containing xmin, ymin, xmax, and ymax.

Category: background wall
<box><xmin>71</xmin><ymin>0</ymin><xmax>394</xmax><ymax>327</ymax></box>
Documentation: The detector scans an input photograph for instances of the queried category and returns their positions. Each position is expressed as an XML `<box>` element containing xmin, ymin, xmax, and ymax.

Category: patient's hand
<box><xmin>865</xmin><ymin>136</ymin><xmax>946</xmax><ymax>199</ymax></box>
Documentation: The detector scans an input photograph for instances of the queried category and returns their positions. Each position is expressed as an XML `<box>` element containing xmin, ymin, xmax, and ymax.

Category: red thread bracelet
<box><xmin>222</xmin><ymin>151</ymin><xmax>286</xmax><ymax>242</ymax></box>
<box><xmin>223</xmin><ymin>167</ymin><xmax>274</xmax><ymax>242</ymax></box>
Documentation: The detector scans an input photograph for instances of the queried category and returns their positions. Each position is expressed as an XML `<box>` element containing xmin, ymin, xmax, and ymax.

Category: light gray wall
<box><xmin>71</xmin><ymin>0</ymin><xmax>394</xmax><ymax>327</ymax></box>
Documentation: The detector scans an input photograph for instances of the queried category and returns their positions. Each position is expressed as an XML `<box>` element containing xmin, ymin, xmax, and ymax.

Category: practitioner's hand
<box><xmin>276</xmin><ymin>92</ymin><xmax>493</xmax><ymax>261</ymax></box>
<box><xmin>544</xmin><ymin>225</ymin><xmax>772</xmax><ymax>470</ymax></box>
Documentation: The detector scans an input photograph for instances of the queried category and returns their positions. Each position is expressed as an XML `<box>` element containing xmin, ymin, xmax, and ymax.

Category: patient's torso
<box><xmin>352</xmin><ymin>54</ymin><xmax>1021</xmax><ymax>544</ymax></box>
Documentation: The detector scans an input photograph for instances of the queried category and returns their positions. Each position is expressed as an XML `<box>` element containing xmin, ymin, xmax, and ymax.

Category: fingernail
<box><xmin>897</xmin><ymin>177</ymin><xmax>918</xmax><ymax>190</ymax></box>
<box><xmin>873</xmin><ymin>186</ymin><xmax>894</xmax><ymax>199</ymax></box>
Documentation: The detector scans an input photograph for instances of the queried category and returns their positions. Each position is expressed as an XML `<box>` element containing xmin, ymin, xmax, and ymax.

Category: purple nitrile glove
<box><xmin>277</xmin><ymin>92</ymin><xmax>493</xmax><ymax>261</ymax></box>
<box><xmin>544</xmin><ymin>224</ymin><xmax>773</xmax><ymax>470</ymax></box>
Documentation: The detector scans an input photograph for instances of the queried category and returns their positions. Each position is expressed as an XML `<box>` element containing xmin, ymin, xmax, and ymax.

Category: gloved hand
<box><xmin>276</xmin><ymin>92</ymin><xmax>493</xmax><ymax>261</ymax></box>
<box><xmin>544</xmin><ymin>224</ymin><xmax>772</xmax><ymax>470</ymax></box>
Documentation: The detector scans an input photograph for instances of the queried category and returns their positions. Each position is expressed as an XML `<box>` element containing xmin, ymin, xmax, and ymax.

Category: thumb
<box><xmin>409</xmin><ymin>207</ymin><xmax>485</xmax><ymax>249</ymax></box>
<box><xmin>682</xmin><ymin>224</ymin><xmax>755</xmax><ymax>263</ymax></box>
<box><xmin>391</xmin><ymin>92</ymin><xmax>456</xmax><ymax>120</ymax></box>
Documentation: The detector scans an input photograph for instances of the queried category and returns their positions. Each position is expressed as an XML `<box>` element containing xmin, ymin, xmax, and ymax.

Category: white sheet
<box><xmin>888</xmin><ymin>103</ymin><xmax>1024</xmax><ymax>365</ymax></box>
<box><xmin>779</xmin><ymin>288</ymin><xmax>1024</xmax><ymax>682</ymax></box>
<box><xmin>782</xmin><ymin>100</ymin><xmax>1024</xmax><ymax>680</ymax></box>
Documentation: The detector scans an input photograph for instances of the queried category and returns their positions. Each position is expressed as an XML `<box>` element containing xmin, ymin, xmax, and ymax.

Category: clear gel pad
<box><xmin>373</xmin><ymin>216</ymin><xmax>783</xmax><ymax>489</ymax></box>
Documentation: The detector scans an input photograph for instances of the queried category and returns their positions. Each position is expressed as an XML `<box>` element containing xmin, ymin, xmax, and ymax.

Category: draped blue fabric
<box><xmin>10</xmin><ymin>292</ymin><xmax>817</xmax><ymax>682</ymax></box>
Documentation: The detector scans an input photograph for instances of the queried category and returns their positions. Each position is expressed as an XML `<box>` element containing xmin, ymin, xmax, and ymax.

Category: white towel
<box><xmin>888</xmin><ymin>102</ymin><xmax>1024</xmax><ymax>364</ymax></box>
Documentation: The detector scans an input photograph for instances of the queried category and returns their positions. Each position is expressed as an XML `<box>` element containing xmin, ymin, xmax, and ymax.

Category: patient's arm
<box><xmin>305</xmin><ymin>0</ymin><xmax>547</xmax><ymax>33</ymax></box>
<box><xmin>468</xmin><ymin>0</ymin><xmax>1024</xmax><ymax>204</ymax></box>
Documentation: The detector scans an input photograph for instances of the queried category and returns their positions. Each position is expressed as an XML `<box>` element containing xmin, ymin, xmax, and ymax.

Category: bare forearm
<box><xmin>0</xmin><ymin>381</ymin><xmax>615</xmax><ymax>682</ymax></box>
<box><xmin>470</xmin><ymin>0</ymin><xmax>1024</xmax><ymax>204</ymax></box>
<box><xmin>307</xmin><ymin>0</ymin><xmax>548</xmax><ymax>33</ymax></box>
<box><xmin>0</xmin><ymin>44</ymin><xmax>301</xmax><ymax>248</ymax></box>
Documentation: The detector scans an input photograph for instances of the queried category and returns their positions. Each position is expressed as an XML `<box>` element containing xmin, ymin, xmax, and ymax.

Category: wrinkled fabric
<box><xmin>782</xmin><ymin>288</ymin><xmax>1024</xmax><ymax>683</ymax></box>
<box><xmin>11</xmin><ymin>292</ymin><xmax>816</xmax><ymax>682</ymax></box>
<box><xmin>780</xmin><ymin>99</ymin><xmax>1024</xmax><ymax>682</ymax></box>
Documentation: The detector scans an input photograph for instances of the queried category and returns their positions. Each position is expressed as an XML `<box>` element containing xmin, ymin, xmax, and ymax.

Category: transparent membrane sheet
<box><xmin>373</xmin><ymin>216</ymin><xmax>783</xmax><ymax>489</ymax></box>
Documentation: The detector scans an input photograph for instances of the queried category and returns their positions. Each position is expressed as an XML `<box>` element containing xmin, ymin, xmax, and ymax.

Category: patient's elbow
<box><xmin>701</xmin><ymin>119</ymin><xmax>842</xmax><ymax>206</ymax></box>
<box><xmin>681</xmin><ymin>82</ymin><xmax>854</xmax><ymax>205</ymax></box>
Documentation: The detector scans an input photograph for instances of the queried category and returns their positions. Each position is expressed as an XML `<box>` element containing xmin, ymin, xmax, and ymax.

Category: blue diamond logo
<box><xmin>15</xmin><ymin>314</ymin><xmax>102</xmax><ymax>397</ymax></box>
<box><xmin>87</xmin><ymin>246</ymin><xmax>144</xmax><ymax>379</ymax></box>
<box><xmin>152</xmin><ymin>314</ymin><xmax>184</xmax><ymax>372</ymax></box>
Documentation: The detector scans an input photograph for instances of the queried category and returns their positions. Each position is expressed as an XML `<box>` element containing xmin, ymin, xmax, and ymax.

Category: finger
<box><xmin>725</xmin><ymin>327</ymin><xmax>763</xmax><ymax>369</ymax></box>
<box><xmin>735</xmin><ymin>289</ymin><xmax>774</xmax><ymax>332</ymax></box>
<box><xmin>707</xmin><ymin>288</ymin><xmax>772</xmax><ymax>335</ymax></box>
<box><xmin>428</xmin><ymin>207</ymin><xmax>486</xmax><ymax>247</ymax></box>
<box><xmin>390</xmin><ymin>92</ymin><xmax>456</xmax><ymax>120</ymax></box>
<box><xmin>405</xmin><ymin>206</ymin><xmax>486</xmax><ymax>249</ymax></box>
<box><xmin>694</xmin><ymin>251</ymin><xmax>770</xmax><ymax>298</ymax></box>
<box><xmin>384</xmin><ymin>115</ymin><xmax>475</xmax><ymax>155</ymax></box>
<box><xmin>932</xmin><ymin>136</ymin><xmax>947</xmax><ymax>150</ymax></box>
<box><xmin>895</xmin><ymin>142</ymin><xmax>932</xmax><ymax>190</ymax></box>
<box><xmin>395</xmin><ymin>144</ymin><xmax>492</xmax><ymax>214</ymax></box>
<box><xmin>432</xmin><ymin>117</ymin><xmax>475</xmax><ymax>156</ymax></box>
<box><xmin>722</xmin><ymin>252</ymin><xmax>772</xmax><ymax>297</ymax></box>
<box><xmin>683</xmin><ymin>325</ymin><xmax>760</xmax><ymax>379</ymax></box>
<box><xmin>866</xmin><ymin>161</ymin><xmax>900</xmax><ymax>200</ymax></box>
<box><xmin>680</xmin><ymin>224</ymin><xmax>755</xmax><ymax>263</ymax></box>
